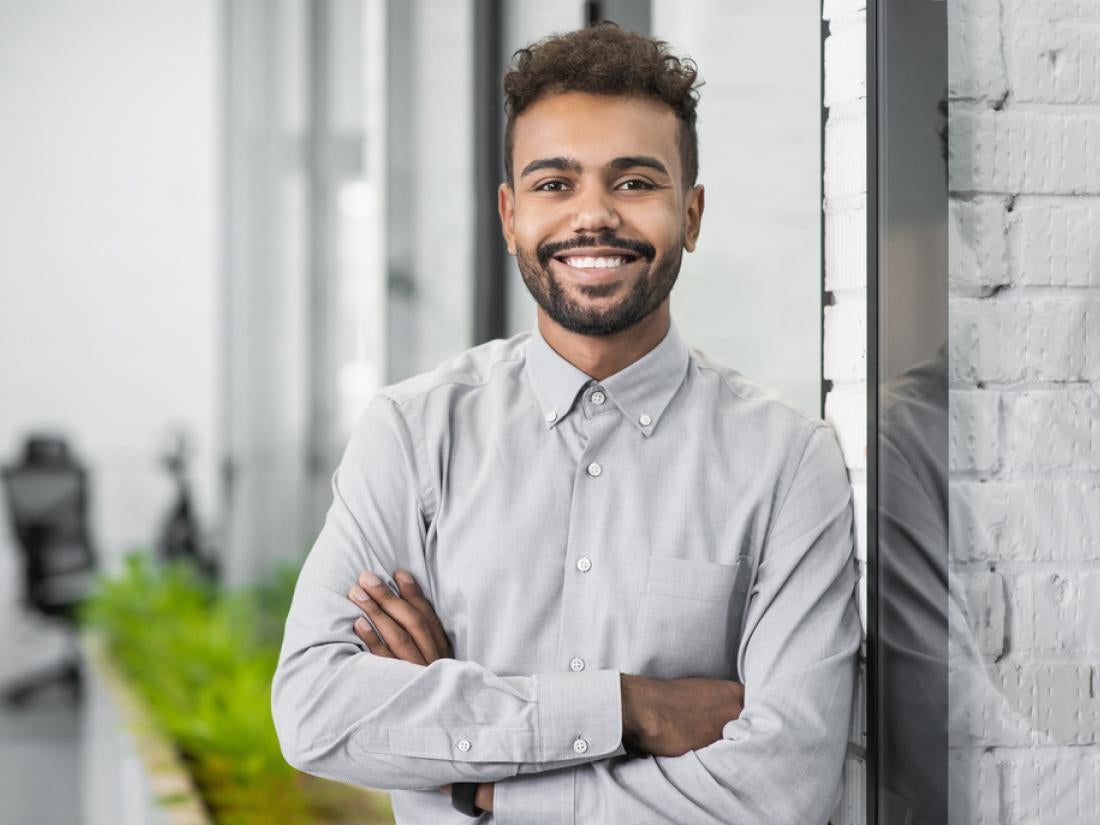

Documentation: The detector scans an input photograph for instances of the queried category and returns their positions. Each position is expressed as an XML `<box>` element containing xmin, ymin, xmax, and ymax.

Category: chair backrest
<box><xmin>2</xmin><ymin>436</ymin><xmax>97</xmax><ymax>613</ymax></box>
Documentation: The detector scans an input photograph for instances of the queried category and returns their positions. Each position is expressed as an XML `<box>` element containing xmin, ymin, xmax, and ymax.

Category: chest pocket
<box><xmin>633</xmin><ymin>554</ymin><xmax>753</xmax><ymax>680</ymax></box>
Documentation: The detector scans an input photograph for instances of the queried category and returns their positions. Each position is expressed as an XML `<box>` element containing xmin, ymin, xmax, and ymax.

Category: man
<box><xmin>272</xmin><ymin>24</ymin><xmax>860</xmax><ymax>825</ymax></box>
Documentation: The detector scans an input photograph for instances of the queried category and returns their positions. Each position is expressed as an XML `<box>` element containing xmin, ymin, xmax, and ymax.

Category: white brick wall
<box><xmin>950</xmin><ymin>0</ymin><xmax>1100</xmax><ymax>821</ymax></box>
<box><xmin>823</xmin><ymin>3</ymin><xmax>867</xmax><ymax>824</ymax></box>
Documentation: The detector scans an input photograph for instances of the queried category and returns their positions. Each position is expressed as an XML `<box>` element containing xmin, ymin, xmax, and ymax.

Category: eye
<box><xmin>534</xmin><ymin>179</ymin><xmax>569</xmax><ymax>192</ymax></box>
<box><xmin>617</xmin><ymin>178</ymin><xmax>657</xmax><ymax>191</ymax></box>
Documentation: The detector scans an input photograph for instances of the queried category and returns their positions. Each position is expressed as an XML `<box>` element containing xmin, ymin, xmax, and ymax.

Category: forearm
<box><xmin>495</xmin><ymin>647</ymin><xmax>857</xmax><ymax>825</ymax></box>
<box><xmin>272</xmin><ymin>608</ymin><xmax>626</xmax><ymax>790</ymax></box>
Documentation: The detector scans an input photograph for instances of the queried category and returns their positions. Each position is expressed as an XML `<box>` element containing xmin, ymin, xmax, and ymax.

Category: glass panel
<box><xmin>870</xmin><ymin>1</ymin><xmax>949</xmax><ymax>822</ymax></box>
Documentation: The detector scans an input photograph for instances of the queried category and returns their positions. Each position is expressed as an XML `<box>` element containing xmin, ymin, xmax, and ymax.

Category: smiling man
<box><xmin>272</xmin><ymin>24</ymin><xmax>860</xmax><ymax>825</ymax></box>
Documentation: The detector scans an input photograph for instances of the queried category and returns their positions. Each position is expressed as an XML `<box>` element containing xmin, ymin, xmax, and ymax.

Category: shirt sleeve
<box><xmin>270</xmin><ymin>395</ymin><xmax>625</xmax><ymax>791</ymax></box>
<box><xmin>493</xmin><ymin>424</ymin><xmax>861</xmax><ymax>825</ymax></box>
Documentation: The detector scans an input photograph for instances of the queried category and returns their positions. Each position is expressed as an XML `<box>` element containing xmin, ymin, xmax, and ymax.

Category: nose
<box><xmin>569</xmin><ymin>184</ymin><xmax>621</xmax><ymax>234</ymax></box>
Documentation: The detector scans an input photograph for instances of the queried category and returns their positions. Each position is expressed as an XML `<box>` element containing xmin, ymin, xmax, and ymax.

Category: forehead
<box><xmin>512</xmin><ymin>92</ymin><xmax>680</xmax><ymax>172</ymax></box>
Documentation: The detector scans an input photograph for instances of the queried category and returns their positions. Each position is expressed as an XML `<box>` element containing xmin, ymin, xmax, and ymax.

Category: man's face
<box><xmin>499</xmin><ymin>92</ymin><xmax>704</xmax><ymax>336</ymax></box>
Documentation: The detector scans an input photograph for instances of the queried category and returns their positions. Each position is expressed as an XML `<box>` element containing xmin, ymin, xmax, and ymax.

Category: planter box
<box><xmin>81</xmin><ymin>631</ymin><xmax>212</xmax><ymax>825</ymax></box>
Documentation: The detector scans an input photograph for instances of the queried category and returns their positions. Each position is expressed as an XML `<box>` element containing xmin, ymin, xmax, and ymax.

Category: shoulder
<box><xmin>689</xmin><ymin>347</ymin><xmax>824</xmax><ymax>438</ymax></box>
<box><xmin>377</xmin><ymin>333</ymin><xmax>530</xmax><ymax>410</ymax></box>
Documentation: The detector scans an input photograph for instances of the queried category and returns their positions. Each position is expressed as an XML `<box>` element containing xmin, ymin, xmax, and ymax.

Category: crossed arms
<box><xmin>270</xmin><ymin>397</ymin><xmax>861</xmax><ymax>825</ymax></box>
<box><xmin>344</xmin><ymin>568</ymin><xmax>748</xmax><ymax>814</ymax></box>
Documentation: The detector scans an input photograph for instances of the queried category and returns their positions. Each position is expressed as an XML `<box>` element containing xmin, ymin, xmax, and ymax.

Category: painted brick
<box><xmin>949</xmin><ymin>109</ymin><xmax>1100</xmax><ymax>195</ymax></box>
<box><xmin>850</xmin><ymin>479</ymin><xmax>867</xmax><ymax>565</ymax></box>
<box><xmin>948</xmin><ymin>645</ymin><xmax>1033</xmax><ymax>749</ymax></box>
<box><xmin>960</xmin><ymin>570</ymin><xmax>1008</xmax><ymax>660</ymax></box>
<box><xmin>825</xmin><ymin>205</ymin><xmax>867</xmax><ymax>291</ymax></box>
<box><xmin>1004</xmin><ymin>0</ymin><xmax>1100</xmax><ymax>24</ymax></box>
<box><xmin>1010</xmin><ymin>198</ymin><xmax>1100</xmax><ymax>287</ymax></box>
<box><xmin>950</xmin><ymin>298</ymin><xmax>1092</xmax><ymax>383</ymax></box>
<box><xmin>824</xmin><ymin>16</ymin><xmax>866</xmax><ymax>107</ymax></box>
<box><xmin>824</xmin><ymin>300</ymin><xmax>867</xmax><ymax>382</ymax></box>
<box><xmin>1004</xmin><ymin>388</ymin><xmax>1100</xmax><ymax>472</ymax></box>
<box><xmin>950</xmin><ymin>198</ymin><xmax>1009</xmax><ymax>296</ymax></box>
<box><xmin>1007</xmin><ymin>569</ymin><xmax>1100</xmax><ymax>654</ymax></box>
<box><xmin>825</xmin><ymin>383</ymin><xmax>867</xmax><ymax>469</ymax></box>
<box><xmin>951</xmin><ymin>481</ymin><xmax>1100</xmax><ymax>562</ymax></box>
<box><xmin>1007</xmin><ymin>21</ymin><xmax>1100</xmax><ymax>104</ymax></box>
<box><xmin>949</xmin><ymin>9</ymin><xmax>1009</xmax><ymax>102</ymax></box>
<box><xmin>949</xmin><ymin>389</ymin><xmax>1001</xmax><ymax>473</ymax></box>
<box><xmin>955</xmin><ymin>0</ymin><xmax>1003</xmax><ymax>18</ymax></box>
<box><xmin>1001</xmin><ymin>750</ymin><xmax>1100</xmax><ymax>825</ymax></box>
<box><xmin>825</xmin><ymin>103</ymin><xmax>867</xmax><ymax>199</ymax></box>
<box><xmin>996</xmin><ymin>662</ymin><xmax>1100</xmax><ymax>745</ymax></box>
<box><xmin>822</xmin><ymin>0</ymin><xmax>866</xmax><ymax>22</ymax></box>
<box><xmin>947</xmin><ymin>749</ymin><xmax>1002</xmax><ymax>825</ymax></box>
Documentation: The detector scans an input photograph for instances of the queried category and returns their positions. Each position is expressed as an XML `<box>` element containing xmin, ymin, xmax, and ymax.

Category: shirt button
<box><xmin>457</xmin><ymin>739</ymin><xmax>472</xmax><ymax>752</ymax></box>
<box><xmin>573</xmin><ymin>737</ymin><xmax>589</xmax><ymax>754</ymax></box>
<box><xmin>569</xmin><ymin>657</ymin><xmax>585</xmax><ymax>672</ymax></box>
<box><xmin>576</xmin><ymin>556</ymin><xmax>592</xmax><ymax>573</ymax></box>
<box><xmin>586</xmin><ymin>462</ymin><xmax>603</xmax><ymax>478</ymax></box>
<box><xmin>591</xmin><ymin>390</ymin><xmax>606</xmax><ymax>405</ymax></box>
<box><xmin>545</xmin><ymin>410</ymin><xmax>558</xmax><ymax>423</ymax></box>
<box><xmin>639</xmin><ymin>414</ymin><xmax>652</xmax><ymax>427</ymax></box>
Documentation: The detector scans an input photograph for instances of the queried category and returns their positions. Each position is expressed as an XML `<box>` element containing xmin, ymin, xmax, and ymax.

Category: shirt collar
<box><xmin>524</xmin><ymin>320</ymin><xmax>691</xmax><ymax>437</ymax></box>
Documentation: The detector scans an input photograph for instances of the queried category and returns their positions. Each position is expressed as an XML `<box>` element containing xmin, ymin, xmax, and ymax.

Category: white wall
<box><xmin>949</xmin><ymin>0</ymin><xmax>1100</xmax><ymax>821</ymax></box>
<box><xmin>651</xmin><ymin>0</ymin><xmax>823</xmax><ymax>416</ymax></box>
<box><xmin>822</xmin><ymin>2</ymin><xmax>868</xmax><ymax>824</ymax></box>
<box><xmin>0</xmin><ymin>0</ymin><xmax>221</xmax><ymax>596</ymax></box>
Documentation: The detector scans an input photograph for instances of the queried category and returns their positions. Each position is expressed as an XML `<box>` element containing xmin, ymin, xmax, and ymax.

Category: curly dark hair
<box><xmin>502</xmin><ymin>23</ymin><xmax>702</xmax><ymax>189</ymax></box>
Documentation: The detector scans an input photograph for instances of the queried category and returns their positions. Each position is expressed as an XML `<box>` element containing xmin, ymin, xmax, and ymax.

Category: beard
<box><xmin>516</xmin><ymin>233</ymin><xmax>683</xmax><ymax>336</ymax></box>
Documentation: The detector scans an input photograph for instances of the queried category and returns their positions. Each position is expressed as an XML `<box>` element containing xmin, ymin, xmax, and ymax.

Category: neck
<box><xmin>536</xmin><ymin>302</ymin><xmax>671</xmax><ymax>381</ymax></box>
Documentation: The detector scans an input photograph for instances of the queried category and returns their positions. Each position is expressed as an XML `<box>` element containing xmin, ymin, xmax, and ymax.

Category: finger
<box><xmin>394</xmin><ymin>570</ymin><xmax>453</xmax><ymax>658</ymax></box>
<box><xmin>349</xmin><ymin>584</ymin><xmax>429</xmax><ymax>665</ymax></box>
<box><xmin>358</xmin><ymin>572</ymin><xmax>441</xmax><ymax>663</ymax></box>
<box><xmin>353</xmin><ymin>617</ymin><xmax>394</xmax><ymax>658</ymax></box>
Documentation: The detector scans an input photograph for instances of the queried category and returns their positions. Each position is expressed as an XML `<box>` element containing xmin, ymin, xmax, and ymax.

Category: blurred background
<box><xmin>0</xmin><ymin>0</ymin><xmax>823</xmax><ymax>822</ymax></box>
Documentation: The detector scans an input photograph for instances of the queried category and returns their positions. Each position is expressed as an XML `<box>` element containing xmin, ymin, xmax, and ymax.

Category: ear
<box><xmin>498</xmin><ymin>183</ymin><xmax>517</xmax><ymax>255</ymax></box>
<box><xmin>683</xmin><ymin>184</ymin><xmax>705</xmax><ymax>253</ymax></box>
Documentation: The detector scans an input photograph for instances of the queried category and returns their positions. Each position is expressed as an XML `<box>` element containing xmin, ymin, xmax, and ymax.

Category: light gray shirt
<box><xmin>272</xmin><ymin>321</ymin><xmax>860</xmax><ymax>825</ymax></box>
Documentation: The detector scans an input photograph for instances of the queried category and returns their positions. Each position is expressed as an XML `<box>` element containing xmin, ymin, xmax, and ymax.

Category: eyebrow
<box><xmin>520</xmin><ymin>155</ymin><xmax>670</xmax><ymax>179</ymax></box>
<box><xmin>520</xmin><ymin>157</ymin><xmax>582</xmax><ymax>178</ymax></box>
<box><xmin>608</xmin><ymin>155</ymin><xmax>669</xmax><ymax>176</ymax></box>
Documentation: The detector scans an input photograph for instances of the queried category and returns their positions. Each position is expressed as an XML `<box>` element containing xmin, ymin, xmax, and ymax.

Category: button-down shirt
<box><xmin>272</xmin><ymin>320</ymin><xmax>860</xmax><ymax>825</ymax></box>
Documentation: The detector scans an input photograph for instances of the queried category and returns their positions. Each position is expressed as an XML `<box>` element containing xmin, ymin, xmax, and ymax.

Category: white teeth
<box><xmin>563</xmin><ymin>255</ymin><xmax>627</xmax><ymax>269</ymax></box>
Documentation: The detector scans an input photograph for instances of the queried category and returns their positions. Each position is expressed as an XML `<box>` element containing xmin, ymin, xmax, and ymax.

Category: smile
<box><xmin>549</xmin><ymin>244</ymin><xmax>644</xmax><ymax>276</ymax></box>
<box><xmin>558</xmin><ymin>255</ymin><xmax>636</xmax><ymax>269</ymax></box>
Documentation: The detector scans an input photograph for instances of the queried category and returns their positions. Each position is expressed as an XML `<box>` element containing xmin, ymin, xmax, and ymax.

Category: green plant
<box><xmin>82</xmin><ymin>554</ymin><xmax>394</xmax><ymax>825</ymax></box>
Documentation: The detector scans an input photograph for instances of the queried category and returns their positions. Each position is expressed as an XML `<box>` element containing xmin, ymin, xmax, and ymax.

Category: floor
<box><xmin>0</xmin><ymin>609</ymin><xmax>82</xmax><ymax>825</ymax></box>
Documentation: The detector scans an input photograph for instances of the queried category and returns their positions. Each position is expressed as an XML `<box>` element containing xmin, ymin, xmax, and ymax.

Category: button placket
<box><xmin>555</xmin><ymin>412</ymin><xmax>614</xmax><ymax>691</ymax></box>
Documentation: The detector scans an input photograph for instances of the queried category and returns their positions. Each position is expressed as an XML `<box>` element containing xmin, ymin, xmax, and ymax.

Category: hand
<box><xmin>436</xmin><ymin>783</ymin><xmax>495</xmax><ymax>813</ymax></box>
<box><xmin>348</xmin><ymin>569</ymin><xmax>453</xmax><ymax>665</ymax></box>
<box><xmin>620</xmin><ymin>674</ymin><xmax>745</xmax><ymax>757</ymax></box>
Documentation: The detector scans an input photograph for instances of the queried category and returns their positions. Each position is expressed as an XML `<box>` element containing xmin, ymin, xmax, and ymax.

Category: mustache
<box><xmin>537</xmin><ymin>235</ymin><xmax>656</xmax><ymax>267</ymax></box>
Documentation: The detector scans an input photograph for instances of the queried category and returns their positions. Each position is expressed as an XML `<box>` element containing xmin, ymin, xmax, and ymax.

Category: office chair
<box><xmin>1</xmin><ymin>435</ymin><xmax>98</xmax><ymax>705</ymax></box>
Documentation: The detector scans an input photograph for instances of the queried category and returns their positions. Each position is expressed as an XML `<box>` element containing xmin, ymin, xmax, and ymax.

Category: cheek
<box><xmin>624</xmin><ymin>200</ymin><xmax>682</xmax><ymax>239</ymax></box>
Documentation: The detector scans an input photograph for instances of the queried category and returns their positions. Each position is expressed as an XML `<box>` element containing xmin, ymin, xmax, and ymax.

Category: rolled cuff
<box><xmin>494</xmin><ymin>766</ymin><xmax>575</xmax><ymax>825</ymax></box>
<box><xmin>534</xmin><ymin>669</ymin><xmax>623</xmax><ymax>762</ymax></box>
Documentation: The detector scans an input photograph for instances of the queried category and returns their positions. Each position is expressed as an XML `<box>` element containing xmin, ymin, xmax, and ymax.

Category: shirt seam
<box><xmin>377</xmin><ymin>395</ymin><xmax>434</xmax><ymax>522</ymax></box>
<box><xmin>379</xmin><ymin>353</ymin><xmax>526</xmax><ymax>408</ymax></box>
<box><xmin>694</xmin><ymin>358</ymin><xmax>822</xmax><ymax>428</ymax></box>
<box><xmin>760</xmin><ymin>423</ymin><xmax>827</xmax><ymax>552</ymax></box>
